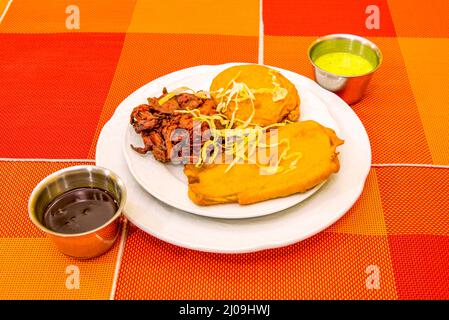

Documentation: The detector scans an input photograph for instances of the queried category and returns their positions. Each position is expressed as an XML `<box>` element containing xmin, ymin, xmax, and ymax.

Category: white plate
<box><xmin>96</xmin><ymin>63</ymin><xmax>371</xmax><ymax>253</ymax></box>
<box><xmin>123</xmin><ymin>63</ymin><xmax>340</xmax><ymax>219</ymax></box>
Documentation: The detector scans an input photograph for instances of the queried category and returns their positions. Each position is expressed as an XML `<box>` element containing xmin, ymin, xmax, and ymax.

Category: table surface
<box><xmin>1</xmin><ymin>0</ymin><xmax>448</xmax><ymax>300</ymax></box>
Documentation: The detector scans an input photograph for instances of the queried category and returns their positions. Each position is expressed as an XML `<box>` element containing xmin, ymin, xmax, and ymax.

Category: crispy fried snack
<box><xmin>184</xmin><ymin>121</ymin><xmax>343</xmax><ymax>205</ymax></box>
<box><xmin>130</xmin><ymin>89</ymin><xmax>217</xmax><ymax>163</ymax></box>
<box><xmin>210</xmin><ymin>64</ymin><xmax>300</xmax><ymax>127</ymax></box>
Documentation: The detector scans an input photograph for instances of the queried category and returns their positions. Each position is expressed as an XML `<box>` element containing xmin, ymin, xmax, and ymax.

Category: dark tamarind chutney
<box><xmin>42</xmin><ymin>187</ymin><xmax>118</xmax><ymax>234</ymax></box>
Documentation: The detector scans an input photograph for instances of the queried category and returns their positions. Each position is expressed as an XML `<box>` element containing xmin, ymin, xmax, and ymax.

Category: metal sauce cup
<box><xmin>28</xmin><ymin>165</ymin><xmax>126</xmax><ymax>259</ymax></box>
<box><xmin>308</xmin><ymin>34</ymin><xmax>382</xmax><ymax>104</ymax></box>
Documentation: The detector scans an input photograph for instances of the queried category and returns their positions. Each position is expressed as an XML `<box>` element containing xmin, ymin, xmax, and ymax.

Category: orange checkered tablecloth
<box><xmin>0</xmin><ymin>0</ymin><xmax>448</xmax><ymax>300</ymax></box>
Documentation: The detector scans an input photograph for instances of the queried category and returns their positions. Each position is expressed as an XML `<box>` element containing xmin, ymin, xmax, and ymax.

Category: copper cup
<box><xmin>308</xmin><ymin>34</ymin><xmax>382</xmax><ymax>104</ymax></box>
<box><xmin>28</xmin><ymin>165</ymin><xmax>126</xmax><ymax>259</ymax></box>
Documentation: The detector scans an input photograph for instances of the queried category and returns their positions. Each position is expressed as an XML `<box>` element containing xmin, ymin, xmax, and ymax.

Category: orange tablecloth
<box><xmin>1</xmin><ymin>0</ymin><xmax>448</xmax><ymax>300</ymax></box>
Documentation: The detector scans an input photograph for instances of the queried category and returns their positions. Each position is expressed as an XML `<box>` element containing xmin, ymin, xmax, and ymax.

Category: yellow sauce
<box><xmin>314</xmin><ymin>52</ymin><xmax>375</xmax><ymax>76</ymax></box>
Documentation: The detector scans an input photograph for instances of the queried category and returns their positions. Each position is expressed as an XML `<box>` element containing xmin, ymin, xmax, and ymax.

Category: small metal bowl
<box><xmin>28</xmin><ymin>165</ymin><xmax>126</xmax><ymax>259</ymax></box>
<box><xmin>308</xmin><ymin>34</ymin><xmax>382</xmax><ymax>104</ymax></box>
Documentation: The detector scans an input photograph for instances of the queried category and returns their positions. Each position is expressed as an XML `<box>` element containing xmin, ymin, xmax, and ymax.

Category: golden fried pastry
<box><xmin>184</xmin><ymin>121</ymin><xmax>343</xmax><ymax>205</ymax></box>
<box><xmin>210</xmin><ymin>64</ymin><xmax>300</xmax><ymax>127</ymax></box>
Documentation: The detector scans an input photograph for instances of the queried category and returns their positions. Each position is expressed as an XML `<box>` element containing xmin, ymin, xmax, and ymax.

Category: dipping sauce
<box><xmin>42</xmin><ymin>187</ymin><xmax>117</xmax><ymax>234</ymax></box>
<box><xmin>314</xmin><ymin>52</ymin><xmax>375</xmax><ymax>76</ymax></box>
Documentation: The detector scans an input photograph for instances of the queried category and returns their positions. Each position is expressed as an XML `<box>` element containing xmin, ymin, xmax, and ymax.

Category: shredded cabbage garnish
<box><xmin>268</xmin><ymin>69</ymin><xmax>289</xmax><ymax>102</ymax></box>
<box><xmin>159</xmin><ymin>73</ymin><xmax>297</xmax><ymax>174</ymax></box>
<box><xmin>158</xmin><ymin>87</ymin><xmax>208</xmax><ymax>106</ymax></box>
<box><xmin>178</xmin><ymin>107</ymin><xmax>302</xmax><ymax>174</ymax></box>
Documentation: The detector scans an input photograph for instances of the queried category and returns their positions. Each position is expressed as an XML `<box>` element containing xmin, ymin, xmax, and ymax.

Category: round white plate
<box><xmin>96</xmin><ymin>63</ymin><xmax>371</xmax><ymax>254</ymax></box>
<box><xmin>123</xmin><ymin>64</ymin><xmax>340</xmax><ymax>219</ymax></box>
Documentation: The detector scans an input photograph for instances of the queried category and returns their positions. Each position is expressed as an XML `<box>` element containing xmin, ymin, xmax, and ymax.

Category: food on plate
<box><xmin>184</xmin><ymin>120</ymin><xmax>343</xmax><ymax>205</ymax></box>
<box><xmin>130</xmin><ymin>88</ymin><xmax>218</xmax><ymax>162</ymax></box>
<box><xmin>210</xmin><ymin>64</ymin><xmax>300</xmax><ymax>127</ymax></box>
<box><xmin>128</xmin><ymin>64</ymin><xmax>344</xmax><ymax>208</ymax></box>
<box><xmin>130</xmin><ymin>65</ymin><xmax>301</xmax><ymax>164</ymax></box>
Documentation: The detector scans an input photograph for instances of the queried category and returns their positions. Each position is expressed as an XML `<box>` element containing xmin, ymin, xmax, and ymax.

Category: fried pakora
<box><xmin>184</xmin><ymin>121</ymin><xmax>343</xmax><ymax>205</ymax></box>
<box><xmin>130</xmin><ymin>88</ymin><xmax>217</xmax><ymax>162</ymax></box>
<box><xmin>210</xmin><ymin>64</ymin><xmax>300</xmax><ymax>127</ymax></box>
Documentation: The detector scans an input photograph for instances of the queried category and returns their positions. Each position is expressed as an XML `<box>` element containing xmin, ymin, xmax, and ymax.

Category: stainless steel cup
<box><xmin>28</xmin><ymin>165</ymin><xmax>126</xmax><ymax>259</ymax></box>
<box><xmin>308</xmin><ymin>34</ymin><xmax>382</xmax><ymax>104</ymax></box>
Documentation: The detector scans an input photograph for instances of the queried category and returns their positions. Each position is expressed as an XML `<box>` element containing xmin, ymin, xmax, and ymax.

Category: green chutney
<box><xmin>314</xmin><ymin>52</ymin><xmax>375</xmax><ymax>76</ymax></box>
